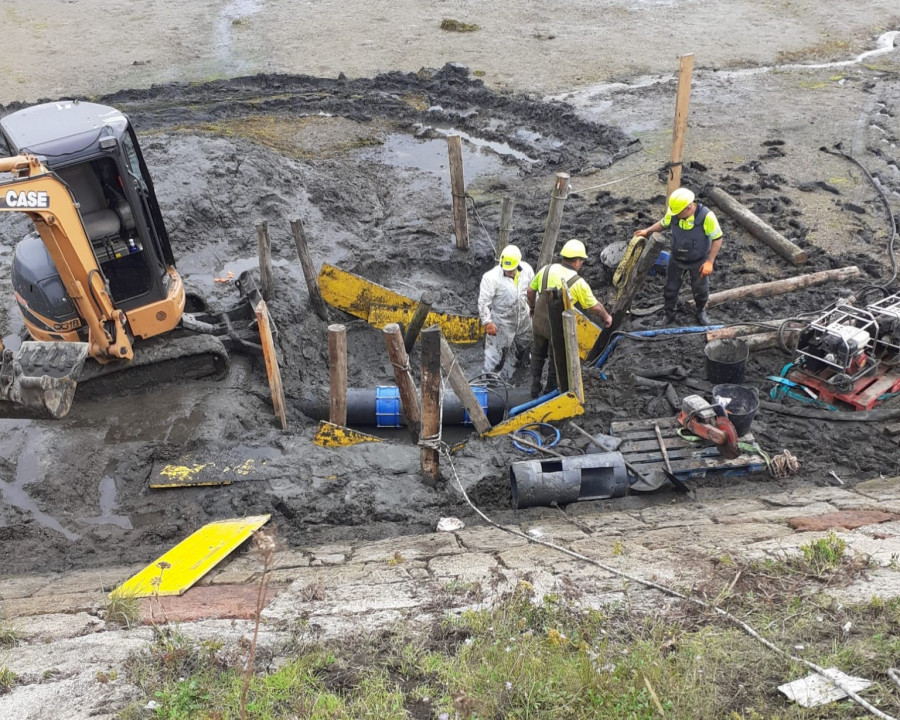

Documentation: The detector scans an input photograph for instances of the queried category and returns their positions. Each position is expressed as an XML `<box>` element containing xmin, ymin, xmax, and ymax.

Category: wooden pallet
<box><xmin>610</xmin><ymin>416</ymin><xmax>767</xmax><ymax>488</ymax></box>
<box><xmin>789</xmin><ymin>367</ymin><xmax>900</xmax><ymax>411</ymax></box>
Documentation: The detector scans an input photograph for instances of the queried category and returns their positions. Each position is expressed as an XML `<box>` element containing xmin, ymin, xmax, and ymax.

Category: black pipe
<box><xmin>298</xmin><ymin>386</ymin><xmax>532</xmax><ymax>426</ymax></box>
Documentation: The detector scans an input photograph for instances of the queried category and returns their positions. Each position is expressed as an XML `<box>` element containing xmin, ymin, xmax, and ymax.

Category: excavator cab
<box><xmin>0</xmin><ymin>101</ymin><xmax>262</xmax><ymax>419</ymax></box>
<box><xmin>1</xmin><ymin>101</ymin><xmax>182</xmax><ymax>343</ymax></box>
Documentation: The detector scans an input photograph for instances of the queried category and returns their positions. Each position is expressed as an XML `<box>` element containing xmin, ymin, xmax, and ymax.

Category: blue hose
<box><xmin>509</xmin><ymin>388</ymin><xmax>560</xmax><ymax>417</ymax></box>
<box><xmin>511</xmin><ymin>423</ymin><xmax>562</xmax><ymax>453</ymax></box>
<box><xmin>593</xmin><ymin>325</ymin><xmax>724</xmax><ymax>369</ymax></box>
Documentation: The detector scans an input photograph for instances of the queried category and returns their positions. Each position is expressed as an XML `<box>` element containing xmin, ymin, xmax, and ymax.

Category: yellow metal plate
<box><xmin>483</xmin><ymin>392</ymin><xmax>584</xmax><ymax>437</ymax></box>
<box><xmin>574</xmin><ymin>311</ymin><xmax>601</xmax><ymax>360</ymax></box>
<box><xmin>109</xmin><ymin>515</ymin><xmax>271</xmax><ymax>598</ymax></box>
<box><xmin>150</xmin><ymin>453</ymin><xmax>271</xmax><ymax>489</ymax></box>
<box><xmin>318</xmin><ymin>264</ymin><xmax>483</xmax><ymax>344</ymax></box>
<box><xmin>314</xmin><ymin>420</ymin><xmax>383</xmax><ymax>447</ymax></box>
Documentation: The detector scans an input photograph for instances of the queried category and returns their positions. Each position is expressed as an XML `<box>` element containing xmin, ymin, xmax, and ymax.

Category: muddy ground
<box><xmin>1</xmin><ymin>5</ymin><xmax>900</xmax><ymax>577</ymax></box>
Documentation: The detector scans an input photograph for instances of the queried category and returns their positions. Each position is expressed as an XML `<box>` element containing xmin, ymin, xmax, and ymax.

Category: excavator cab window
<box><xmin>57</xmin><ymin>158</ymin><xmax>153</xmax><ymax>303</ymax></box>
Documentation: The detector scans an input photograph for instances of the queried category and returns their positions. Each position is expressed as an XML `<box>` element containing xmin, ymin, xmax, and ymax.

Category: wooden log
<box><xmin>706</xmin><ymin>185</ymin><xmax>809</xmax><ymax>265</ymax></box>
<box><xmin>420</xmin><ymin>326</ymin><xmax>442</xmax><ymax>484</ymax></box>
<box><xmin>548</xmin><ymin>290</ymin><xmax>568</xmax><ymax>393</ymax></box>
<box><xmin>439</xmin><ymin>333</ymin><xmax>491</xmax><ymax>435</ymax></box>
<box><xmin>697</xmin><ymin>266</ymin><xmax>859</xmax><ymax>308</ymax></box>
<box><xmin>328</xmin><ymin>324</ymin><xmax>347</xmax><ymax>426</ymax></box>
<box><xmin>586</xmin><ymin>233</ymin><xmax>668</xmax><ymax>363</ymax></box>
<box><xmin>562</xmin><ymin>310</ymin><xmax>584</xmax><ymax>403</ymax></box>
<box><xmin>498</xmin><ymin>196</ymin><xmax>514</xmax><ymax>259</ymax></box>
<box><xmin>256</xmin><ymin>221</ymin><xmax>274</xmax><ymax>301</ymax></box>
<box><xmin>383</xmin><ymin>323</ymin><xmax>422</xmax><ymax>443</ymax></box>
<box><xmin>403</xmin><ymin>290</ymin><xmax>437</xmax><ymax>354</ymax></box>
<box><xmin>289</xmin><ymin>218</ymin><xmax>328</xmax><ymax>321</ymax></box>
<box><xmin>447</xmin><ymin>135</ymin><xmax>468</xmax><ymax>250</ymax></box>
<box><xmin>667</xmin><ymin>54</ymin><xmax>694</xmax><ymax>198</ymax></box>
<box><xmin>255</xmin><ymin>301</ymin><xmax>287</xmax><ymax>430</ymax></box>
<box><xmin>537</xmin><ymin>173</ymin><xmax>570</xmax><ymax>270</ymax></box>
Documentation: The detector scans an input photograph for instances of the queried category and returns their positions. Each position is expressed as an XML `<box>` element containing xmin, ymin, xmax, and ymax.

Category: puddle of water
<box><xmin>80</xmin><ymin>475</ymin><xmax>132</xmax><ymax>530</ymax></box>
<box><xmin>0</xmin><ymin>427</ymin><xmax>81</xmax><ymax>540</ymax></box>
<box><xmin>214</xmin><ymin>0</ymin><xmax>264</xmax><ymax>73</ymax></box>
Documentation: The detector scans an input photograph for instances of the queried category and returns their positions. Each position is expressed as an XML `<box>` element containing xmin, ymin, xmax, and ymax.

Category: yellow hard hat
<box><xmin>668</xmin><ymin>188</ymin><xmax>695</xmax><ymax>215</ymax></box>
<box><xmin>499</xmin><ymin>244</ymin><xmax>522</xmax><ymax>270</ymax></box>
<box><xmin>560</xmin><ymin>239</ymin><xmax>588</xmax><ymax>259</ymax></box>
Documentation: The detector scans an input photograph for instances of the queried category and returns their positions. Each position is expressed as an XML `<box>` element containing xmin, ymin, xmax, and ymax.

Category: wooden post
<box><xmin>403</xmin><ymin>290</ymin><xmax>436</xmax><ymax>354</ymax></box>
<box><xmin>438</xmin><ymin>334</ymin><xmax>491</xmax><ymax>434</ymax></box>
<box><xmin>498</xmin><ymin>196</ymin><xmax>514</xmax><ymax>259</ymax></box>
<box><xmin>420</xmin><ymin>326</ymin><xmax>442</xmax><ymax>483</ymax></box>
<box><xmin>256</xmin><ymin>221</ymin><xmax>274</xmax><ymax>301</ymax></box>
<box><xmin>289</xmin><ymin>218</ymin><xmax>328</xmax><ymax>320</ymax></box>
<box><xmin>383</xmin><ymin>323</ymin><xmax>422</xmax><ymax>443</ymax></box>
<box><xmin>667</xmin><ymin>53</ymin><xmax>694</xmax><ymax>199</ymax></box>
<box><xmin>538</xmin><ymin>173</ymin><xmax>570</xmax><ymax>270</ymax></box>
<box><xmin>254</xmin><ymin>301</ymin><xmax>287</xmax><ymax>430</ymax></box>
<box><xmin>447</xmin><ymin>135</ymin><xmax>468</xmax><ymax>250</ymax></box>
<box><xmin>706</xmin><ymin>185</ymin><xmax>809</xmax><ymax>265</ymax></box>
<box><xmin>586</xmin><ymin>233</ymin><xmax>668</xmax><ymax>363</ymax></box>
<box><xmin>548</xmin><ymin>290</ymin><xmax>568</xmax><ymax>393</ymax></box>
<box><xmin>562</xmin><ymin>310</ymin><xmax>584</xmax><ymax>403</ymax></box>
<box><xmin>328</xmin><ymin>324</ymin><xmax>347</xmax><ymax>426</ymax></box>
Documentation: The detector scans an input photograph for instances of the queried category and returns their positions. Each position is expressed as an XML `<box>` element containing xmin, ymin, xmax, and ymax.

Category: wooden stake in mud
<box><xmin>328</xmin><ymin>324</ymin><xmax>347</xmax><ymax>427</ymax></box>
<box><xmin>438</xmin><ymin>334</ymin><xmax>491</xmax><ymax>435</ymax></box>
<box><xmin>289</xmin><ymin>218</ymin><xmax>329</xmax><ymax>320</ymax></box>
<box><xmin>666</xmin><ymin>53</ymin><xmax>694</xmax><ymax>199</ymax></box>
<box><xmin>538</xmin><ymin>173</ymin><xmax>570</xmax><ymax>270</ymax></box>
<box><xmin>586</xmin><ymin>232</ymin><xmax>667</xmax><ymax>363</ymax></box>
<box><xmin>498</xmin><ymin>196</ymin><xmax>515</xmax><ymax>259</ymax></box>
<box><xmin>256</xmin><ymin>221</ymin><xmax>274</xmax><ymax>301</ymax></box>
<box><xmin>420</xmin><ymin>326</ymin><xmax>442</xmax><ymax>484</ymax></box>
<box><xmin>447</xmin><ymin>135</ymin><xmax>469</xmax><ymax>250</ymax></box>
<box><xmin>562</xmin><ymin>310</ymin><xmax>584</xmax><ymax>403</ymax></box>
<box><xmin>254</xmin><ymin>300</ymin><xmax>287</xmax><ymax>430</ymax></box>
<box><xmin>383</xmin><ymin>323</ymin><xmax>422</xmax><ymax>443</ymax></box>
<box><xmin>706</xmin><ymin>185</ymin><xmax>809</xmax><ymax>266</ymax></box>
<box><xmin>403</xmin><ymin>290</ymin><xmax>437</xmax><ymax>354</ymax></box>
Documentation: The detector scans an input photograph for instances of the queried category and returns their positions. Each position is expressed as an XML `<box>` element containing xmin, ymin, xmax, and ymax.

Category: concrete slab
<box><xmin>853</xmin><ymin>476</ymin><xmax>900</xmax><ymax>502</ymax></box>
<box><xmin>0</xmin><ymin>591</ymin><xmax>104</xmax><ymax>619</ymax></box>
<box><xmin>11</xmin><ymin>612</ymin><xmax>106</xmax><ymax>643</ymax></box>
<box><xmin>429</xmin><ymin>552</ymin><xmax>500</xmax><ymax>581</ymax></box>
<box><xmin>455</xmin><ymin>525</ymin><xmax>529</xmax><ymax>553</ymax></box>
<box><xmin>0</xmin><ymin>575</ymin><xmax>55</xmax><ymax>601</ymax></box>
<box><xmin>350</xmin><ymin>532</ymin><xmax>462</xmax><ymax>564</ymax></box>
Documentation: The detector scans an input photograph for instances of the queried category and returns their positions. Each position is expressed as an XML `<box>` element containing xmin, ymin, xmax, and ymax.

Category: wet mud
<box><xmin>1</xmin><ymin>59</ymin><xmax>899</xmax><ymax>575</ymax></box>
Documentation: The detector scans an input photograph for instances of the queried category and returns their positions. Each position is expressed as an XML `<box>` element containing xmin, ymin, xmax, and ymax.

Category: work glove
<box><xmin>700</xmin><ymin>260</ymin><xmax>714</xmax><ymax>277</ymax></box>
<box><xmin>485</xmin><ymin>322</ymin><xmax>498</xmax><ymax>336</ymax></box>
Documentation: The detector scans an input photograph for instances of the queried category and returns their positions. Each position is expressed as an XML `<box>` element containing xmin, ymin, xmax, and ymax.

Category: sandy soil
<box><xmin>0</xmin><ymin>2</ymin><xmax>899</xmax><ymax>575</ymax></box>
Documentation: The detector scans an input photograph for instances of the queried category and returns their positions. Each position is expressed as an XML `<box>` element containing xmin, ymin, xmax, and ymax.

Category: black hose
<box><xmin>820</xmin><ymin>144</ymin><xmax>898</xmax><ymax>289</ymax></box>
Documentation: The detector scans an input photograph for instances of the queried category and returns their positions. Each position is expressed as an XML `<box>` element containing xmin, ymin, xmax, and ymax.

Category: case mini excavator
<box><xmin>0</xmin><ymin>101</ymin><xmax>263</xmax><ymax>419</ymax></box>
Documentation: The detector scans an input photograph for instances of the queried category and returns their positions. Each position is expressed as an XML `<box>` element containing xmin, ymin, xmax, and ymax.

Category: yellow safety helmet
<box><xmin>499</xmin><ymin>244</ymin><xmax>522</xmax><ymax>270</ymax></box>
<box><xmin>560</xmin><ymin>239</ymin><xmax>588</xmax><ymax>259</ymax></box>
<box><xmin>668</xmin><ymin>188</ymin><xmax>695</xmax><ymax>215</ymax></box>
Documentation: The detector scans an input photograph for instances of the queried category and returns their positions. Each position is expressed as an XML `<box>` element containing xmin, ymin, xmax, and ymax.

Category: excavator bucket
<box><xmin>0</xmin><ymin>341</ymin><xmax>90</xmax><ymax>419</ymax></box>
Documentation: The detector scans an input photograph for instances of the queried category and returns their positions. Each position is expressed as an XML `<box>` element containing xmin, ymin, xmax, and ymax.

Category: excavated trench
<box><xmin>1</xmin><ymin>64</ymin><xmax>900</xmax><ymax>575</ymax></box>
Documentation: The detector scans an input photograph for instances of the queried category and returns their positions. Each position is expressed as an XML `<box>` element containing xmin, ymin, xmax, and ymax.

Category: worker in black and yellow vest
<box><xmin>526</xmin><ymin>239</ymin><xmax>612</xmax><ymax>398</ymax></box>
<box><xmin>634</xmin><ymin>187</ymin><xmax>723</xmax><ymax>326</ymax></box>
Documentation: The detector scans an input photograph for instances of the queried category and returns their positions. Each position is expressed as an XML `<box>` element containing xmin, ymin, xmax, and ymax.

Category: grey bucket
<box><xmin>705</xmin><ymin>338</ymin><xmax>749</xmax><ymax>384</ymax></box>
<box><xmin>712</xmin><ymin>383</ymin><xmax>760</xmax><ymax>436</ymax></box>
<box><xmin>509</xmin><ymin>452</ymin><xmax>628</xmax><ymax>509</ymax></box>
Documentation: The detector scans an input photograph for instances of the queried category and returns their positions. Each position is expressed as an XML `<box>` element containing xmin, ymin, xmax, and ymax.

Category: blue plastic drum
<box><xmin>375</xmin><ymin>386</ymin><xmax>402</xmax><ymax>427</ymax></box>
<box><xmin>463</xmin><ymin>385</ymin><xmax>489</xmax><ymax>425</ymax></box>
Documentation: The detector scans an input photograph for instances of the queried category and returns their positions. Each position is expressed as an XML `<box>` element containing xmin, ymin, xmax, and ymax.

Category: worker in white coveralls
<box><xmin>478</xmin><ymin>245</ymin><xmax>535</xmax><ymax>378</ymax></box>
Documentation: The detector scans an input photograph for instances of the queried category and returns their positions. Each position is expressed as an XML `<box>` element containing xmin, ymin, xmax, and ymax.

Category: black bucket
<box><xmin>712</xmin><ymin>384</ymin><xmax>759</xmax><ymax>436</ymax></box>
<box><xmin>704</xmin><ymin>338</ymin><xmax>749</xmax><ymax>384</ymax></box>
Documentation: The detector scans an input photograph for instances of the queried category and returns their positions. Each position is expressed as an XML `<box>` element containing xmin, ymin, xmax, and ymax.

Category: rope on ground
<box><xmin>465</xmin><ymin>194</ymin><xmax>498</xmax><ymax>256</ymax></box>
<box><xmin>438</xmin><ymin>447</ymin><xmax>898</xmax><ymax>720</ymax></box>
<box><xmin>771</xmin><ymin>449</ymin><xmax>801</xmax><ymax>478</ymax></box>
<box><xmin>568</xmin><ymin>167</ymin><xmax>664</xmax><ymax>196</ymax></box>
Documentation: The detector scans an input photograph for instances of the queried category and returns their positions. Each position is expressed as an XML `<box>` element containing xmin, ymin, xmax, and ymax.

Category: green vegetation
<box><xmin>0</xmin><ymin>619</ymin><xmax>20</xmax><ymax>648</ymax></box>
<box><xmin>104</xmin><ymin>592</ymin><xmax>142</xmax><ymax>628</ymax></box>
<box><xmin>0</xmin><ymin>666</ymin><xmax>16</xmax><ymax>695</ymax></box>
<box><xmin>121</xmin><ymin>566</ymin><xmax>900</xmax><ymax>719</ymax></box>
<box><xmin>440</xmin><ymin>18</ymin><xmax>479</xmax><ymax>33</ymax></box>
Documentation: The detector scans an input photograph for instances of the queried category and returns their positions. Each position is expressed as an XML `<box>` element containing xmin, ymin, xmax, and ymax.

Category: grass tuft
<box><xmin>105</xmin><ymin>592</ymin><xmax>142</xmax><ymax>628</ymax></box>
